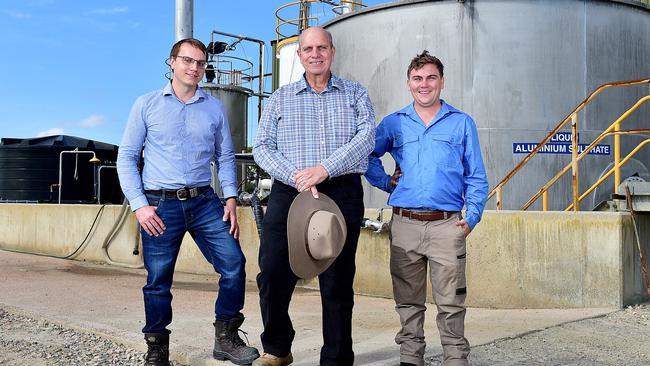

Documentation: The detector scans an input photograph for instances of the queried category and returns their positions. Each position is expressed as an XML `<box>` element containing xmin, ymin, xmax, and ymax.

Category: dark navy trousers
<box><xmin>257</xmin><ymin>174</ymin><xmax>364</xmax><ymax>366</ymax></box>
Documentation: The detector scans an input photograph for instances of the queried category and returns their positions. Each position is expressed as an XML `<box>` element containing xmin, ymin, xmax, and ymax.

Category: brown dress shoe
<box><xmin>251</xmin><ymin>352</ymin><xmax>293</xmax><ymax>366</ymax></box>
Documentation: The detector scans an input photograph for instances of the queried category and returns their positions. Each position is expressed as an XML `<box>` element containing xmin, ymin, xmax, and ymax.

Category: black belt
<box><xmin>145</xmin><ymin>186</ymin><xmax>211</xmax><ymax>200</ymax></box>
<box><xmin>393</xmin><ymin>207</ymin><xmax>458</xmax><ymax>221</ymax></box>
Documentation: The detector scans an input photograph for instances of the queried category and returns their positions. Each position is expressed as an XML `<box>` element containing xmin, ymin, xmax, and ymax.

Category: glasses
<box><xmin>174</xmin><ymin>55</ymin><xmax>208</xmax><ymax>69</ymax></box>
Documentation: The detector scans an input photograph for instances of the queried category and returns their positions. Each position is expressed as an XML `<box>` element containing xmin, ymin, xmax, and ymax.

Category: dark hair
<box><xmin>169</xmin><ymin>38</ymin><xmax>208</xmax><ymax>61</ymax></box>
<box><xmin>407</xmin><ymin>50</ymin><xmax>444</xmax><ymax>78</ymax></box>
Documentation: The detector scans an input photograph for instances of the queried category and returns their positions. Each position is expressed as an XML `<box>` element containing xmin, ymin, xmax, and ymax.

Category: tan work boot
<box><xmin>251</xmin><ymin>352</ymin><xmax>294</xmax><ymax>366</ymax></box>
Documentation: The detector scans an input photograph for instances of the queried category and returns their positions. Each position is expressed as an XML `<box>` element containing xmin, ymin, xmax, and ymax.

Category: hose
<box><xmin>249</xmin><ymin>192</ymin><xmax>265</xmax><ymax>241</ymax></box>
<box><xmin>100</xmin><ymin>198</ymin><xmax>143</xmax><ymax>269</ymax></box>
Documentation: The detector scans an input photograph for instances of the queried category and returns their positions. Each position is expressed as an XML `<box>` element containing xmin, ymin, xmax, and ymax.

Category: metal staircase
<box><xmin>488</xmin><ymin>78</ymin><xmax>650</xmax><ymax>212</ymax></box>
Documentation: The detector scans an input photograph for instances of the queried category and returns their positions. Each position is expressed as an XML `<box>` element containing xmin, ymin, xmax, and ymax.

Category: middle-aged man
<box><xmin>117</xmin><ymin>38</ymin><xmax>259</xmax><ymax>366</ymax></box>
<box><xmin>252</xmin><ymin>26</ymin><xmax>375</xmax><ymax>366</ymax></box>
<box><xmin>365</xmin><ymin>51</ymin><xmax>489</xmax><ymax>366</ymax></box>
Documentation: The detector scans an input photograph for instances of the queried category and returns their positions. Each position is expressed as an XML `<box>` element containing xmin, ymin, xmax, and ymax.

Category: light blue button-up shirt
<box><xmin>253</xmin><ymin>74</ymin><xmax>375</xmax><ymax>186</ymax></box>
<box><xmin>117</xmin><ymin>83</ymin><xmax>237</xmax><ymax>211</ymax></box>
<box><xmin>365</xmin><ymin>100</ymin><xmax>488</xmax><ymax>229</ymax></box>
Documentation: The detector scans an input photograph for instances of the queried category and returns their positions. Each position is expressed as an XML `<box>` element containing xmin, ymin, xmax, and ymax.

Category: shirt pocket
<box><xmin>430</xmin><ymin>134</ymin><xmax>463</xmax><ymax>168</ymax></box>
<box><xmin>394</xmin><ymin>134</ymin><xmax>420</xmax><ymax>171</ymax></box>
<box><xmin>332</xmin><ymin>103</ymin><xmax>357</xmax><ymax>142</ymax></box>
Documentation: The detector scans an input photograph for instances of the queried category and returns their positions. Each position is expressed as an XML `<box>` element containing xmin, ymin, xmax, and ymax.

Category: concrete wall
<box><xmin>1</xmin><ymin>204</ymin><xmax>649</xmax><ymax>308</ymax></box>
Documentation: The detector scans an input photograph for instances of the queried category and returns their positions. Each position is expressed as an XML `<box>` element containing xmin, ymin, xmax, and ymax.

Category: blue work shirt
<box><xmin>117</xmin><ymin>83</ymin><xmax>237</xmax><ymax>211</ymax></box>
<box><xmin>365</xmin><ymin>100</ymin><xmax>488</xmax><ymax>229</ymax></box>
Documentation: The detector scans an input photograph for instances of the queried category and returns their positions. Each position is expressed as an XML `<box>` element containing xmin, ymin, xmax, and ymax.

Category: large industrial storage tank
<box><xmin>323</xmin><ymin>0</ymin><xmax>650</xmax><ymax>210</ymax></box>
<box><xmin>0</xmin><ymin>135</ymin><xmax>123</xmax><ymax>203</ymax></box>
<box><xmin>202</xmin><ymin>84</ymin><xmax>250</xmax><ymax>154</ymax></box>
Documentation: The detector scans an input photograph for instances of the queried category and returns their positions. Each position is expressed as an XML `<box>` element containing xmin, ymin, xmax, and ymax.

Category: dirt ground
<box><xmin>2</xmin><ymin>304</ymin><xmax>649</xmax><ymax>365</ymax></box>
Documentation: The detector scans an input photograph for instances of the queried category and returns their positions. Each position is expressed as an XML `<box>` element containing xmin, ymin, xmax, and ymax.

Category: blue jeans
<box><xmin>141</xmin><ymin>188</ymin><xmax>246</xmax><ymax>335</ymax></box>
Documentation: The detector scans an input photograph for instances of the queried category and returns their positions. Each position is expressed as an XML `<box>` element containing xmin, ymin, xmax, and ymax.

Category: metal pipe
<box><xmin>175</xmin><ymin>0</ymin><xmax>193</xmax><ymax>42</ymax></box>
<box><xmin>361</xmin><ymin>218</ymin><xmax>389</xmax><ymax>233</ymax></box>
<box><xmin>97</xmin><ymin>165</ymin><xmax>117</xmax><ymax>204</ymax></box>
<box><xmin>209</xmin><ymin>30</ymin><xmax>266</xmax><ymax>118</ymax></box>
<box><xmin>624</xmin><ymin>185</ymin><xmax>650</xmax><ymax>299</ymax></box>
<box><xmin>259</xmin><ymin>42</ymin><xmax>265</xmax><ymax>119</ymax></box>
<box><xmin>58</xmin><ymin>150</ymin><xmax>97</xmax><ymax>204</ymax></box>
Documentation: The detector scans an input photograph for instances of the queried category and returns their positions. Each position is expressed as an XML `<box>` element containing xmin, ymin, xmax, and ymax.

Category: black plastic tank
<box><xmin>0</xmin><ymin>135</ymin><xmax>123</xmax><ymax>203</ymax></box>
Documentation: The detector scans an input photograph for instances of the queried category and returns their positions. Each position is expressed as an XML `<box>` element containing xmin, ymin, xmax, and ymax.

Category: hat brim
<box><xmin>287</xmin><ymin>191</ymin><xmax>347</xmax><ymax>279</ymax></box>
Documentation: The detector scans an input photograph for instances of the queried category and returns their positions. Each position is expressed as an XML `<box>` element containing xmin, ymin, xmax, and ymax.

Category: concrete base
<box><xmin>0</xmin><ymin>204</ymin><xmax>648</xmax><ymax>308</ymax></box>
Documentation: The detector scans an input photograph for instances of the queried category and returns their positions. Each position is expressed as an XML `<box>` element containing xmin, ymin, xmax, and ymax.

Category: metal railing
<box><xmin>489</xmin><ymin>78</ymin><xmax>650</xmax><ymax>210</ymax></box>
<box><xmin>523</xmin><ymin>96</ymin><xmax>650</xmax><ymax>211</ymax></box>
<box><xmin>565</xmin><ymin>133</ymin><xmax>650</xmax><ymax>211</ymax></box>
<box><xmin>275</xmin><ymin>0</ymin><xmax>366</xmax><ymax>40</ymax></box>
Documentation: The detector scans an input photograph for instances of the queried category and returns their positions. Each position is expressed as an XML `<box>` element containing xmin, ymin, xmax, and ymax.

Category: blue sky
<box><xmin>0</xmin><ymin>0</ymin><xmax>386</xmax><ymax>146</ymax></box>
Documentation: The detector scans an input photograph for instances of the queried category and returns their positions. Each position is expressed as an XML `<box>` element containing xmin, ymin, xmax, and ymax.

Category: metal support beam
<box><xmin>175</xmin><ymin>0</ymin><xmax>193</xmax><ymax>42</ymax></box>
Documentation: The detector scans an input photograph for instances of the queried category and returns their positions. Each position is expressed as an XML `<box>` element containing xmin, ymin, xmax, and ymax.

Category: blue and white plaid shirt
<box><xmin>254</xmin><ymin>74</ymin><xmax>375</xmax><ymax>186</ymax></box>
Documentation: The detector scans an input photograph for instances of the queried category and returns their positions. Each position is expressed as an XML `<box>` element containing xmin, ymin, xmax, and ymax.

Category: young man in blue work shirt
<box><xmin>117</xmin><ymin>38</ymin><xmax>258</xmax><ymax>366</ymax></box>
<box><xmin>365</xmin><ymin>51</ymin><xmax>488</xmax><ymax>366</ymax></box>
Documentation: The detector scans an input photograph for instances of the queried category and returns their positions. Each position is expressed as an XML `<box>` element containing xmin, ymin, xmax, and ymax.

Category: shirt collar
<box><xmin>399</xmin><ymin>99</ymin><xmax>457</xmax><ymax>121</ymax></box>
<box><xmin>296</xmin><ymin>73</ymin><xmax>341</xmax><ymax>94</ymax></box>
<box><xmin>162</xmin><ymin>82</ymin><xmax>206</xmax><ymax>103</ymax></box>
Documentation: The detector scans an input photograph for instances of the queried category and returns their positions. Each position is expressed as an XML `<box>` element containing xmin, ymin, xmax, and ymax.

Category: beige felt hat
<box><xmin>287</xmin><ymin>191</ymin><xmax>347</xmax><ymax>279</ymax></box>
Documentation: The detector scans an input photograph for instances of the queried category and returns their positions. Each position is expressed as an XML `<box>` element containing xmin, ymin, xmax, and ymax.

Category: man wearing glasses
<box><xmin>117</xmin><ymin>38</ymin><xmax>259</xmax><ymax>366</ymax></box>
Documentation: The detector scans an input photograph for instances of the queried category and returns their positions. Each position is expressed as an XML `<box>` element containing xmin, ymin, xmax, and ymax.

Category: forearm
<box><xmin>116</xmin><ymin>149</ymin><xmax>147</xmax><ymax>211</ymax></box>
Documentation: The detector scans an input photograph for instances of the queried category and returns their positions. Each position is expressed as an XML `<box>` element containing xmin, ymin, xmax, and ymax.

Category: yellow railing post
<box><xmin>496</xmin><ymin>186</ymin><xmax>502</xmax><ymax>210</ymax></box>
<box><xmin>542</xmin><ymin>191</ymin><xmax>548</xmax><ymax>211</ymax></box>
<box><xmin>571</xmin><ymin>113</ymin><xmax>580</xmax><ymax>211</ymax></box>
<box><xmin>486</xmin><ymin>78</ymin><xmax>649</xmax><ymax>210</ymax></box>
<box><xmin>614</xmin><ymin>121</ymin><xmax>621</xmax><ymax>194</ymax></box>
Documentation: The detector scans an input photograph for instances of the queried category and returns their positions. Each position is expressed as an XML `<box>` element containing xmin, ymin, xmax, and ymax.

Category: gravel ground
<box><xmin>427</xmin><ymin>304</ymin><xmax>650</xmax><ymax>366</ymax></box>
<box><xmin>0</xmin><ymin>307</ymin><xmax>187</xmax><ymax>366</ymax></box>
<box><xmin>2</xmin><ymin>304</ymin><xmax>649</xmax><ymax>365</ymax></box>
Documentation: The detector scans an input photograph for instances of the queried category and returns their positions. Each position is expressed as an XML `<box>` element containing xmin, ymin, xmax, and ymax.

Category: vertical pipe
<box><xmin>175</xmin><ymin>0</ymin><xmax>193</xmax><ymax>42</ymax></box>
<box><xmin>258</xmin><ymin>42</ymin><xmax>265</xmax><ymax>121</ymax></box>
<box><xmin>571</xmin><ymin>113</ymin><xmax>579</xmax><ymax>211</ymax></box>
<box><xmin>614</xmin><ymin>122</ymin><xmax>621</xmax><ymax>194</ymax></box>
<box><xmin>58</xmin><ymin>151</ymin><xmax>64</xmax><ymax>204</ymax></box>
<box><xmin>543</xmin><ymin>191</ymin><xmax>548</xmax><ymax>211</ymax></box>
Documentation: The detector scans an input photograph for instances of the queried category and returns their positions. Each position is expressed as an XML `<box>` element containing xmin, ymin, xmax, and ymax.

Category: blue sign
<box><xmin>549</xmin><ymin>131</ymin><xmax>578</xmax><ymax>143</ymax></box>
<box><xmin>512</xmin><ymin>142</ymin><xmax>610</xmax><ymax>155</ymax></box>
<box><xmin>513</xmin><ymin>131</ymin><xmax>609</xmax><ymax>155</ymax></box>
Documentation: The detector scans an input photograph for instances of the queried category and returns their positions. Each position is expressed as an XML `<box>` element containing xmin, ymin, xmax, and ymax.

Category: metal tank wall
<box><xmin>323</xmin><ymin>0</ymin><xmax>650</xmax><ymax>210</ymax></box>
<box><xmin>202</xmin><ymin>84</ymin><xmax>250</xmax><ymax>154</ymax></box>
<box><xmin>201</xmin><ymin>84</ymin><xmax>251</xmax><ymax>197</ymax></box>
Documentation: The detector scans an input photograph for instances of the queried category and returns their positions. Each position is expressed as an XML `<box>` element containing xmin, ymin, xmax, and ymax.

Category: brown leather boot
<box><xmin>213</xmin><ymin>315</ymin><xmax>260</xmax><ymax>365</ymax></box>
<box><xmin>144</xmin><ymin>333</ymin><xmax>171</xmax><ymax>366</ymax></box>
<box><xmin>252</xmin><ymin>352</ymin><xmax>294</xmax><ymax>366</ymax></box>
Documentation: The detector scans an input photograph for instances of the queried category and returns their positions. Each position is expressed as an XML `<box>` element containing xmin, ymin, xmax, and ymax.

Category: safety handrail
<box><xmin>275</xmin><ymin>0</ymin><xmax>366</xmax><ymax>40</ymax></box>
<box><xmin>521</xmin><ymin>95</ymin><xmax>650</xmax><ymax>210</ymax></box>
<box><xmin>565</xmin><ymin>136</ymin><xmax>650</xmax><ymax>211</ymax></box>
<box><xmin>489</xmin><ymin>78</ymin><xmax>650</xmax><ymax>210</ymax></box>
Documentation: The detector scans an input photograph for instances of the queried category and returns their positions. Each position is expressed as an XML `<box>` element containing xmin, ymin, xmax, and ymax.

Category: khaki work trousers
<box><xmin>390</xmin><ymin>213</ymin><xmax>470</xmax><ymax>366</ymax></box>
